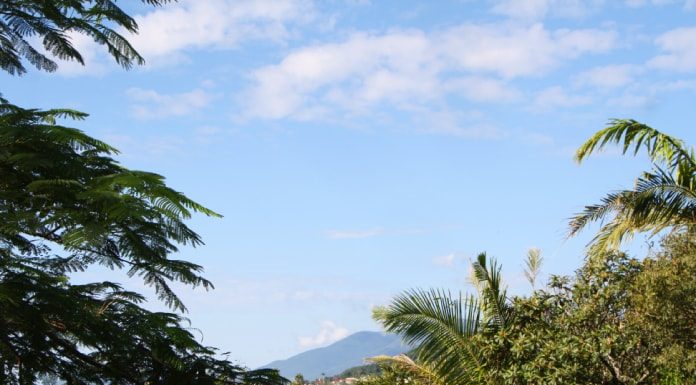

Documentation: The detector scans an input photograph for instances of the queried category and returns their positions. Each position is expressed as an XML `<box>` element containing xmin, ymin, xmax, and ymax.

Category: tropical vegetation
<box><xmin>368</xmin><ymin>124</ymin><xmax>696</xmax><ymax>385</ymax></box>
<box><xmin>1</xmin><ymin>2</ymin><xmax>694</xmax><ymax>384</ymax></box>
<box><xmin>570</xmin><ymin>120</ymin><xmax>696</xmax><ymax>254</ymax></box>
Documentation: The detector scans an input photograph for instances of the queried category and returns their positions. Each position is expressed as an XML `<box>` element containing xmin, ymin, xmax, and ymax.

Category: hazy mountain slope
<box><xmin>261</xmin><ymin>331</ymin><xmax>410</xmax><ymax>380</ymax></box>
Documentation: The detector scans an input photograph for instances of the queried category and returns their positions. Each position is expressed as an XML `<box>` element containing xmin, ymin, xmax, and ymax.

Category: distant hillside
<box><xmin>261</xmin><ymin>331</ymin><xmax>410</xmax><ymax>380</ymax></box>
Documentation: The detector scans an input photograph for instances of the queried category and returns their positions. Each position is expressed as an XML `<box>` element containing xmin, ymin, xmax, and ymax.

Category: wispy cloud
<box><xmin>51</xmin><ymin>0</ymin><xmax>315</xmax><ymax>75</ymax></box>
<box><xmin>241</xmin><ymin>23</ymin><xmax>615</xmax><ymax>123</ymax></box>
<box><xmin>129</xmin><ymin>0</ymin><xmax>315</xmax><ymax>67</ymax></box>
<box><xmin>126</xmin><ymin>88</ymin><xmax>216</xmax><ymax>119</ymax></box>
<box><xmin>649</xmin><ymin>27</ymin><xmax>696</xmax><ymax>72</ymax></box>
<box><xmin>325</xmin><ymin>228</ymin><xmax>384</xmax><ymax>240</ymax></box>
<box><xmin>432</xmin><ymin>253</ymin><xmax>456</xmax><ymax>268</ymax></box>
<box><xmin>298</xmin><ymin>321</ymin><xmax>349</xmax><ymax>349</ymax></box>
<box><xmin>574</xmin><ymin>64</ymin><xmax>642</xmax><ymax>90</ymax></box>
<box><xmin>325</xmin><ymin>225</ymin><xmax>464</xmax><ymax>240</ymax></box>
<box><xmin>532</xmin><ymin>86</ymin><xmax>592</xmax><ymax>110</ymax></box>
<box><xmin>491</xmin><ymin>0</ymin><xmax>597</xmax><ymax>20</ymax></box>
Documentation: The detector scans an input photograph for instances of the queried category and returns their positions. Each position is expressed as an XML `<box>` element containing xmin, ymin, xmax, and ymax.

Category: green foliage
<box><xmin>292</xmin><ymin>373</ymin><xmax>306</xmax><ymax>385</ymax></box>
<box><xmin>0</xmin><ymin>255</ymin><xmax>285</xmax><ymax>385</ymax></box>
<box><xmin>338</xmin><ymin>363</ymin><xmax>381</xmax><ymax>378</ymax></box>
<box><xmin>570</xmin><ymin>120</ymin><xmax>696</xmax><ymax>254</ymax></box>
<box><xmin>355</xmin><ymin>356</ymin><xmax>436</xmax><ymax>385</ymax></box>
<box><xmin>375</xmin><ymin>241</ymin><xmax>696</xmax><ymax>384</ymax></box>
<box><xmin>0</xmin><ymin>99</ymin><xmax>220</xmax><ymax>312</ymax></box>
<box><xmin>630</xmin><ymin>231</ymin><xmax>696</xmax><ymax>382</ymax></box>
<box><xmin>0</xmin><ymin>100</ymin><xmax>286</xmax><ymax>384</ymax></box>
<box><xmin>0</xmin><ymin>0</ymin><xmax>174</xmax><ymax>75</ymax></box>
<box><xmin>374</xmin><ymin>252</ymin><xmax>510</xmax><ymax>385</ymax></box>
<box><xmin>0</xmin><ymin>2</ymin><xmax>288</xmax><ymax>384</ymax></box>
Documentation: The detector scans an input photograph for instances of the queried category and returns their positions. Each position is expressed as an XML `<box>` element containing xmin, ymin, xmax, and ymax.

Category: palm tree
<box><xmin>570</xmin><ymin>119</ymin><xmax>696</xmax><ymax>253</ymax></box>
<box><xmin>372</xmin><ymin>253</ymin><xmax>511</xmax><ymax>385</ymax></box>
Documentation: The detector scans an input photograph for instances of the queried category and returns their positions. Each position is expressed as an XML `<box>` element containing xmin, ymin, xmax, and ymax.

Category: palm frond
<box><xmin>471</xmin><ymin>253</ymin><xmax>510</xmax><ymax>329</ymax></box>
<box><xmin>575</xmin><ymin>119</ymin><xmax>695</xmax><ymax>171</ymax></box>
<box><xmin>374</xmin><ymin>289</ymin><xmax>484</xmax><ymax>385</ymax></box>
<box><xmin>523</xmin><ymin>248</ymin><xmax>543</xmax><ymax>289</ymax></box>
<box><xmin>368</xmin><ymin>355</ymin><xmax>444</xmax><ymax>385</ymax></box>
<box><xmin>571</xmin><ymin>121</ymin><xmax>696</xmax><ymax>253</ymax></box>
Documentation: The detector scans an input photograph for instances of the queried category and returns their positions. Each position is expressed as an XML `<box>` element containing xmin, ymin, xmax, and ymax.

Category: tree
<box><xmin>0</xmin><ymin>1</ymin><xmax>286</xmax><ymax>384</ymax></box>
<box><xmin>485</xmin><ymin>242</ymin><xmax>696</xmax><ymax>385</ymax></box>
<box><xmin>0</xmin><ymin>0</ymin><xmax>172</xmax><ymax>75</ymax></box>
<box><xmin>292</xmin><ymin>374</ymin><xmax>306</xmax><ymax>385</ymax></box>
<box><xmin>373</xmin><ymin>253</ymin><xmax>511</xmax><ymax>385</ymax></box>
<box><xmin>569</xmin><ymin>120</ymin><xmax>696</xmax><ymax>254</ymax></box>
<box><xmin>374</xmin><ymin>245</ymin><xmax>696</xmax><ymax>384</ymax></box>
<box><xmin>0</xmin><ymin>99</ymin><xmax>286</xmax><ymax>385</ymax></box>
<box><xmin>0</xmin><ymin>100</ymin><xmax>221</xmax><ymax>311</ymax></box>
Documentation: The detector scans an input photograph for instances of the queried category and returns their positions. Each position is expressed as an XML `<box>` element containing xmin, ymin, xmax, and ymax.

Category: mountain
<box><xmin>261</xmin><ymin>331</ymin><xmax>410</xmax><ymax>380</ymax></box>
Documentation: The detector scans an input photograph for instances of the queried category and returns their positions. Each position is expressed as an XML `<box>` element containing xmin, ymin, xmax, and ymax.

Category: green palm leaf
<box><xmin>571</xmin><ymin>120</ymin><xmax>696</xmax><ymax>253</ymax></box>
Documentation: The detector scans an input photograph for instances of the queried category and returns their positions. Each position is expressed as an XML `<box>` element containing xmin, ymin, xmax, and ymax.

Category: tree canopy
<box><xmin>0</xmin><ymin>98</ymin><xmax>286</xmax><ymax>385</ymax></box>
<box><xmin>0</xmin><ymin>1</ymin><xmax>287</xmax><ymax>384</ymax></box>
<box><xmin>0</xmin><ymin>100</ymin><xmax>220</xmax><ymax>312</ymax></box>
<box><xmin>1</xmin><ymin>0</ymin><xmax>172</xmax><ymax>75</ymax></box>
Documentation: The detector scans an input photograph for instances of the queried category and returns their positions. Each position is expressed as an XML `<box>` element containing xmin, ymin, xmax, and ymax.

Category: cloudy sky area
<box><xmin>4</xmin><ymin>0</ymin><xmax>696</xmax><ymax>368</ymax></box>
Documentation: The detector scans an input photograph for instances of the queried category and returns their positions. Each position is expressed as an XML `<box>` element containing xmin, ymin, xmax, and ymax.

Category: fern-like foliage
<box><xmin>570</xmin><ymin>120</ymin><xmax>696</xmax><ymax>254</ymax></box>
<box><xmin>0</xmin><ymin>0</ymin><xmax>173</xmax><ymax>75</ymax></box>
<box><xmin>0</xmin><ymin>99</ymin><xmax>221</xmax><ymax>312</ymax></box>
<box><xmin>0</xmin><ymin>255</ymin><xmax>287</xmax><ymax>385</ymax></box>
<box><xmin>0</xmin><ymin>99</ymin><xmax>288</xmax><ymax>385</ymax></box>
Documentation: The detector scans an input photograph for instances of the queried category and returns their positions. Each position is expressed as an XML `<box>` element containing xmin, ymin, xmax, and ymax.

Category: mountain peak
<box><xmin>261</xmin><ymin>331</ymin><xmax>409</xmax><ymax>380</ymax></box>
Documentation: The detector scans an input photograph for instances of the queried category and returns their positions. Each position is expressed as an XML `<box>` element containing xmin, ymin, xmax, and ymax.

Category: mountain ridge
<box><xmin>261</xmin><ymin>331</ymin><xmax>410</xmax><ymax>380</ymax></box>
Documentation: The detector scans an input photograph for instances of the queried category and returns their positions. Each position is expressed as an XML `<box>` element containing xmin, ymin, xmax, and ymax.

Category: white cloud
<box><xmin>524</xmin><ymin>132</ymin><xmax>555</xmax><ymax>145</ymax></box>
<box><xmin>126</xmin><ymin>88</ymin><xmax>216</xmax><ymax>119</ymax></box>
<box><xmin>414</xmin><ymin>109</ymin><xmax>509</xmax><ymax>139</ymax></box>
<box><xmin>298</xmin><ymin>321</ymin><xmax>350</xmax><ymax>349</ymax></box>
<box><xmin>101</xmin><ymin>133</ymin><xmax>187</xmax><ymax>158</ymax></box>
<box><xmin>491</xmin><ymin>0</ymin><xmax>595</xmax><ymax>20</ymax></box>
<box><xmin>574</xmin><ymin>64</ymin><xmax>641</xmax><ymax>89</ymax></box>
<box><xmin>324</xmin><ymin>225</ymin><xmax>462</xmax><ymax>240</ymax></box>
<box><xmin>242</xmin><ymin>23</ymin><xmax>615</xmax><ymax>121</ymax></box>
<box><xmin>128</xmin><ymin>0</ymin><xmax>314</xmax><ymax>66</ymax></box>
<box><xmin>49</xmin><ymin>0</ymin><xmax>313</xmax><ymax>75</ymax></box>
<box><xmin>649</xmin><ymin>27</ymin><xmax>696</xmax><ymax>72</ymax></box>
<box><xmin>625</xmin><ymin>0</ymin><xmax>678</xmax><ymax>7</ymax></box>
<box><xmin>325</xmin><ymin>228</ymin><xmax>384</xmax><ymax>240</ymax></box>
<box><xmin>532</xmin><ymin>86</ymin><xmax>592</xmax><ymax>109</ymax></box>
<box><xmin>606</xmin><ymin>92</ymin><xmax>654</xmax><ymax>108</ymax></box>
<box><xmin>433</xmin><ymin>253</ymin><xmax>456</xmax><ymax>267</ymax></box>
<box><xmin>605</xmin><ymin>79</ymin><xmax>696</xmax><ymax>108</ymax></box>
<box><xmin>439</xmin><ymin>23</ymin><xmax>614</xmax><ymax>78</ymax></box>
<box><xmin>492</xmin><ymin>0</ymin><xmax>553</xmax><ymax>19</ymax></box>
<box><xmin>445</xmin><ymin>76</ymin><xmax>522</xmax><ymax>102</ymax></box>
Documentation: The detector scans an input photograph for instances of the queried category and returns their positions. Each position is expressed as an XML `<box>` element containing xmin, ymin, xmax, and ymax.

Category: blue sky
<box><xmin>3</xmin><ymin>0</ymin><xmax>696</xmax><ymax>368</ymax></box>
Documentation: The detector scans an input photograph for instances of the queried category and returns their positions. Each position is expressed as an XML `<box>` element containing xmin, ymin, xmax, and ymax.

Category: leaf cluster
<box><xmin>570</xmin><ymin>120</ymin><xmax>696</xmax><ymax>254</ymax></box>
<box><xmin>0</xmin><ymin>99</ymin><xmax>221</xmax><ymax>312</ymax></box>
<box><xmin>0</xmin><ymin>0</ymin><xmax>173</xmax><ymax>75</ymax></box>
<box><xmin>374</xmin><ymin>243</ymin><xmax>695</xmax><ymax>385</ymax></box>
<box><xmin>373</xmin><ymin>253</ymin><xmax>511</xmax><ymax>385</ymax></box>
<box><xmin>0</xmin><ymin>254</ymin><xmax>285</xmax><ymax>385</ymax></box>
<box><xmin>0</xmin><ymin>100</ymin><xmax>287</xmax><ymax>385</ymax></box>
